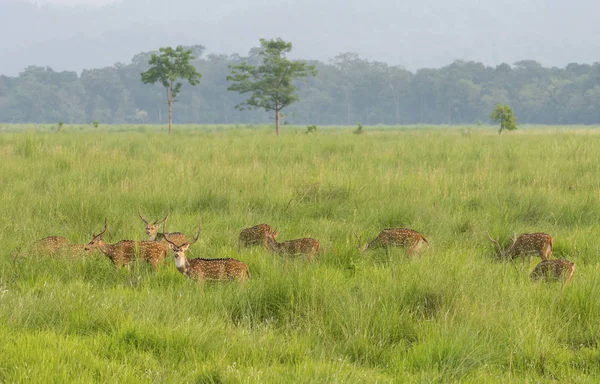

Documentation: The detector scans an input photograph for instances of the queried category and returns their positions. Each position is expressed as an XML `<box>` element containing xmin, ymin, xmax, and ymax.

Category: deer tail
<box><xmin>422</xmin><ymin>235</ymin><xmax>430</xmax><ymax>247</ymax></box>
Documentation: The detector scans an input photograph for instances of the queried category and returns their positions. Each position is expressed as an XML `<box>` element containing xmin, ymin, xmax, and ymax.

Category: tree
<box><xmin>227</xmin><ymin>38</ymin><xmax>317</xmax><ymax>135</ymax></box>
<box><xmin>140</xmin><ymin>46</ymin><xmax>202</xmax><ymax>134</ymax></box>
<box><xmin>490</xmin><ymin>104</ymin><xmax>518</xmax><ymax>134</ymax></box>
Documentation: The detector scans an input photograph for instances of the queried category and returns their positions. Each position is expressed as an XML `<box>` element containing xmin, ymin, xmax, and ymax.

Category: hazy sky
<box><xmin>42</xmin><ymin>0</ymin><xmax>117</xmax><ymax>4</ymax></box>
<box><xmin>4</xmin><ymin>0</ymin><xmax>600</xmax><ymax>76</ymax></box>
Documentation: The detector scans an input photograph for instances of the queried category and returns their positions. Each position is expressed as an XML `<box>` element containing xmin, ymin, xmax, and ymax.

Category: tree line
<box><xmin>1</xmin><ymin>43</ymin><xmax>599</xmax><ymax>125</ymax></box>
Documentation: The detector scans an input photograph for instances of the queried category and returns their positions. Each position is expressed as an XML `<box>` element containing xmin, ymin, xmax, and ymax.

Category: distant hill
<box><xmin>2</xmin><ymin>0</ymin><xmax>600</xmax><ymax>75</ymax></box>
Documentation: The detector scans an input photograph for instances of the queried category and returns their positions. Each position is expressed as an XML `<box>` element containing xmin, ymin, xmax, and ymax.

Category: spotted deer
<box><xmin>85</xmin><ymin>219</ymin><xmax>169</xmax><ymax>270</ymax></box>
<box><xmin>164</xmin><ymin>219</ymin><xmax>250</xmax><ymax>282</ymax></box>
<box><xmin>138</xmin><ymin>208</ymin><xmax>188</xmax><ymax>246</ymax></box>
<box><xmin>238</xmin><ymin>224</ymin><xmax>278</xmax><ymax>248</ymax></box>
<box><xmin>530</xmin><ymin>259</ymin><xmax>575</xmax><ymax>284</ymax></box>
<box><xmin>487</xmin><ymin>232</ymin><xmax>553</xmax><ymax>263</ymax></box>
<box><xmin>30</xmin><ymin>236</ymin><xmax>70</xmax><ymax>255</ymax></box>
<box><xmin>264</xmin><ymin>233</ymin><xmax>321</xmax><ymax>262</ymax></box>
<box><xmin>55</xmin><ymin>243</ymin><xmax>93</xmax><ymax>257</ymax></box>
<box><xmin>360</xmin><ymin>228</ymin><xmax>429</xmax><ymax>255</ymax></box>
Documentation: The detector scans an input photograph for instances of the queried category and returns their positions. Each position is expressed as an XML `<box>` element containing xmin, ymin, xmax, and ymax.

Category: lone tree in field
<box><xmin>141</xmin><ymin>46</ymin><xmax>202</xmax><ymax>134</ymax></box>
<box><xmin>490</xmin><ymin>104</ymin><xmax>518</xmax><ymax>134</ymax></box>
<box><xmin>227</xmin><ymin>38</ymin><xmax>317</xmax><ymax>136</ymax></box>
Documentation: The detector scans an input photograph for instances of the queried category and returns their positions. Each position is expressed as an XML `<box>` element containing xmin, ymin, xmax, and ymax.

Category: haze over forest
<box><xmin>3</xmin><ymin>0</ymin><xmax>600</xmax><ymax>76</ymax></box>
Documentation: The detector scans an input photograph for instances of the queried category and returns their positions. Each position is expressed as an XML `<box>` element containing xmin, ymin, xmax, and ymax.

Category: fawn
<box><xmin>264</xmin><ymin>233</ymin><xmax>321</xmax><ymax>262</ymax></box>
<box><xmin>487</xmin><ymin>232</ymin><xmax>553</xmax><ymax>263</ymax></box>
<box><xmin>85</xmin><ymin>219</ymin><xmax>169</xmax><ymax>270</ymax></box>
<box><xmin>360</xmin><ymin>228</ymin><xmax>429</xmax><ymax>255</ymax></box>
<box><xmin>17</xmin><ymin>236</ymin><xmax>89</xmax><ymax>257</ymax></box>
<box><xmin>164</xmin><ymin>218</ymin><xmax>250</xmax><ymax>282</ymax></box>
<box><xmin>238</xmin><ymin>224</ymin><xmax>278</xmax><ymax>248</ymax></box>
<box><xmin>30</xmin><ymin>236</ymin><xmax>70</xmax><ymax>255</ymax></box>
<box><xmin>138</xmin><ymin>207</ymin><xmax>188</xmax><ymax>246</ymax></box>
<box><xmin>530</xmin><ymin>259</ymin><xmax>575</xmax><ymax>284</ymax></box>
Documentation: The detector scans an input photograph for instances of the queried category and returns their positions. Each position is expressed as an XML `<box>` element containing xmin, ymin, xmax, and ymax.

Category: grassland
<box><xmin>1</xmin><ymin>124</ymin><xmax>600</xmax><ymax>383</ymax></box>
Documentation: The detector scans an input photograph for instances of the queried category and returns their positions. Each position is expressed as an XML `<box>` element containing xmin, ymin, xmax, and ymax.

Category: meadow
<box><xmin>1</xmin><ymin>124</ymin><xmax>600</xmax><ymax>383</ymax></box>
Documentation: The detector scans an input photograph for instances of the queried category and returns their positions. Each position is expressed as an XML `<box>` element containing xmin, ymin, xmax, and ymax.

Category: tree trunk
<box><xmin>168</xmin><ymin>99</ymin><xmax>173</xmax><ymax>135</ymax></box>
<box><xmin>275</xmin><ymin>108</ymin><xmax>280</xmax><ymax>136</ymax></box>
<box><xmin>168</xmin><ymin>82</ymin><xmax>173</xmax><ymax>135</ymax></box>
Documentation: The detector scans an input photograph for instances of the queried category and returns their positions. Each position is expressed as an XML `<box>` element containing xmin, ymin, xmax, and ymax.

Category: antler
<box><xmin>486</xmin><ymin>231</ymin><xmax>503</xmax><ymax>257</ymax></box>
<box><xmin>163</xmin><ymin>233</ymin><xmax>179</xmax><ymax>248</ymax></box>
<box><xmin>94</xmin><ymin>218</ymin><xmax>108</xmax><ymax>238</ymax></box>
<box><xmin>506</xmin><ymin>232</ymin><xmax>518</xmax><ymax>252</ymax></box>
<box><xmin>154</xmin><ymin>210</ymin><xmax>169</xmax><ymax>225</ymax></box>
<box><xmin>486</xmin><ymin>231</ymin><xmax>498</xmax><ymax>243</ymax></box>
<box><xmin>138</xmin><ymin>207</ymin><xmax>149</xmax><ymax>225</ymax></box>
<box><xmin>353</xmin><ymin>232</ymin><xmax>363</xmax><ymax>248</ymax></box>
<box><xmin>189</xmin><ymin>217</ymin><xmax>202</xmax><ymax>245</ymax></box>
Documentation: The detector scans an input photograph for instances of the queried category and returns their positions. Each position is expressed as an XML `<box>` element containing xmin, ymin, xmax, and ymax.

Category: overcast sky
<box><xmin>39</xmin><ymin>0</ymin><xmax>117</xmax><ymax>4</ymax></box>
<box><xmin>4</xmin><ymin>0</ymin><xmax>600</xmax><ymax>76</ymax></box>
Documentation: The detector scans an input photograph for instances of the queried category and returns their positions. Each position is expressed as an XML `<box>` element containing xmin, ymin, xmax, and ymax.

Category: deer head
<box><xmin>353</xmin><ymin>232</ymin><xmax>367</xmax><ymax>253</ymax></box>
<box><xmin>505</xmin><ymin>232</ymin><xmax>518</xmax><ymax>253</ymax></box>
<box><xmin>486</xmin><ymin>232</ymin><xmax>505</xmax><ymax>258</ymax></box>
<box><xmin>264</xmin><ymin>232</ymin><xmax>280</xmax><ymax>252</ymax></box>
<box><xmin>85</xmin><ymin>218</ymin><xmax>108</xmax><ymax>251</ymax></box>
<box><xmin>164</xmin><ymin>217</ymin><xmax>202</xmax><ymax>267</ymax></box>
<box><xmin>486</xmin><ymin>232</ymin><xmax>518</xmax><ymax>259</ymax></box>
<box><xmin>138</xmin><ymin>207</ymin><xmax>169</xmax><ymax>240</ymax></box>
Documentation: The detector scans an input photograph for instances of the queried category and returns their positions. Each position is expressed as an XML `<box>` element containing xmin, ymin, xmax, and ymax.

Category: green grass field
<box><xmin>1</xmin><ymin>125</ymin><xmax>600</xmax><ymax>383</ymax></box>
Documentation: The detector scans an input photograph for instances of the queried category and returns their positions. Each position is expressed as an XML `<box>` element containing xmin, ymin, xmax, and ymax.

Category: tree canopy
<box><xmin>2</xmin><ymin>50</ymin><xmax>600</xmax><ymax>126</ymax></box>
<box><xmin>140</xmin><ymin>45</ymin><xmax>202</xmax><ymax>134</ymax></box>
<box><xmin>227</xmin><ymin>38</ymin><xmax>317</xmax><ymax>135</ymax></box>
<box><xmin>490</xmin><ymin>104</ymin><xmax>518</xmax><ymax>134</ymax></box>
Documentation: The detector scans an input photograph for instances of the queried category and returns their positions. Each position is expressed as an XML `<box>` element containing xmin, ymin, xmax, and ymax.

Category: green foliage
<box><xmin>306</xmin><ymin>124</ymin><xmax>317</xmax><ymax>134</ymax></box>
<box><xmin>92</xmin><ymin>120</ymin><xmax>100</xmax><ymax>129</ymax></box>
<box><xmin>354</xmin><ymin>123</ymin><xmax>363</xmax><ymax>134</ymax></box>
<box><xmin>57</xmin><ymin>121</ymin><xmax>64</xmax><ymax>132</ymax></box>
<box><xmin>140</xmin><ymin>45</ymin><xmax>202</xmax><ymax>100</ymax></box>
<box><xmin>227</xmin><ymin>38</ymin><xmax>317</xmax><ymax>134</ymax></box>
<box><xmin>490</xmin><ymin>104</ymin><xmax>518</xmax><ymax>134</ymax></box>
<box><xmin>0</xmin><ymin>126</ymin><xmax>600</xmax><ymax>381</ymax></box>
<box><xmin>3</xmin><ymin>55</ymin><xmax>600</xmax><ymax>126</ymax></box>
<box><xmin>140</xmin><ymin>45</ymin><xmax>202</xmax><ymax>133</ymax></box>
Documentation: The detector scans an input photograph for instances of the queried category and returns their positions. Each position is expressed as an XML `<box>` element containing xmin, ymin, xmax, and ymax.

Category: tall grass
<box><xmin>1</xmin><ymin>125</ymin><xmax>600</xmax><ymax>382</ymax></box>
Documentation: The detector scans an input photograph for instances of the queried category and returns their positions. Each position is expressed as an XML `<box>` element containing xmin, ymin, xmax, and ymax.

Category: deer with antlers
<box><xmin>486</xmin><ymin>232</ymin><xmax>553</xmax><ymax>263</ymax></box>
<box><xmin>359</xmin><ymin>228</ymin><xmax>429</xmax><ymax>255</ymax></box>
<box><xmin>164</xmin><ymin>218</ymin><xmax>250</xmax><ymax>282</ymax></box>
<box><xmin>530</xmin><ymin>259</ymin><xmax>575</xmax><ymax>284</ymax></box>
<box><xmin>85</xmin><ymin>219</ymin><xmax>169</xmax><ymax>270</ymax></box>
<box><xmin>138</xmin><ymin>207</ymin><xmax>188</xmax><ymax>246</ymax></box>
<box><xmin>238</xmin><ymin>224</ymin><xmax>279</xmax><ymax>248</ymax></box>
<box><xmin>264</xmin><ymin>233</ymin><xmax>321</xmax><ymax>262</ymax></box>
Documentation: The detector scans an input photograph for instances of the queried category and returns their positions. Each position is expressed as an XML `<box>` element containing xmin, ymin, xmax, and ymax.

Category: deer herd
<box><xmin>19</xmin><ymin>208</ymin><xmax>576</xmax><ymax>285</ymax></box>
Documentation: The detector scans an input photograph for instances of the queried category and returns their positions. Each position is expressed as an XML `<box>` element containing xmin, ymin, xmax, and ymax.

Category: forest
<box><xmin>1</xmin><ymin>46</ymin><xmax>599</xmax><ymax>125</ymax></box>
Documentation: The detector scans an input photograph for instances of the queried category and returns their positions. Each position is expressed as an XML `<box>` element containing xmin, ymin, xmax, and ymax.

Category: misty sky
<box><xmin>4</xmin><ymin>0</ymin><xmax>600</xmax><ymax>76</ymax></box>
<box><xmin>41</xmin><ymin>0</ymin><xmax>117</xmax><ymax>4</ymax></box>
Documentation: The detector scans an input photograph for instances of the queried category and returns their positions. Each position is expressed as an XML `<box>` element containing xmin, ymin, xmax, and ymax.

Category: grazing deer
<box><xmin>55</xmin><ymin>243</ymin><xmax>93</xmax><ymax>257</ymax></box>
<box><xmin>264</xmin><ymin>233</ymin><xmax>321</xmax><ymax>262</ymax></box>
<box><xmin>138</xmin><ymin>207</ymin><xmax>188</xmax><ymax>246</ymax></box>
<box><xmin>530</xmin><ymin>259</ymin><xmax>576</xmax><ymax>284</ymax></box>
<box><xmin>360</xmin><ymin>228</ymin><xmax>429</xmax><ymax>255</ymax></box>
<box><xmin>486</xmin><ymin>232</ymin><xmax>553</xmax><ymax>263</ymax></box>
<box><xmin>164</xmin><ymin>219</ymin><xmax>250</xmax><ymax>282</ymax></box>
<box><xmin>85</xmin><ymin>219</ymin><xmax>169</xmax><ymax>270</ymax></box>
<box><xmin>30</xmin><ymin>236</ymin><xmax>70</xmax><ymax>255</ymax></box>
<box><xmin>238</xmin><ymin>224</ymin><xmax>278</xmax><ymax>248</ymax></box>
